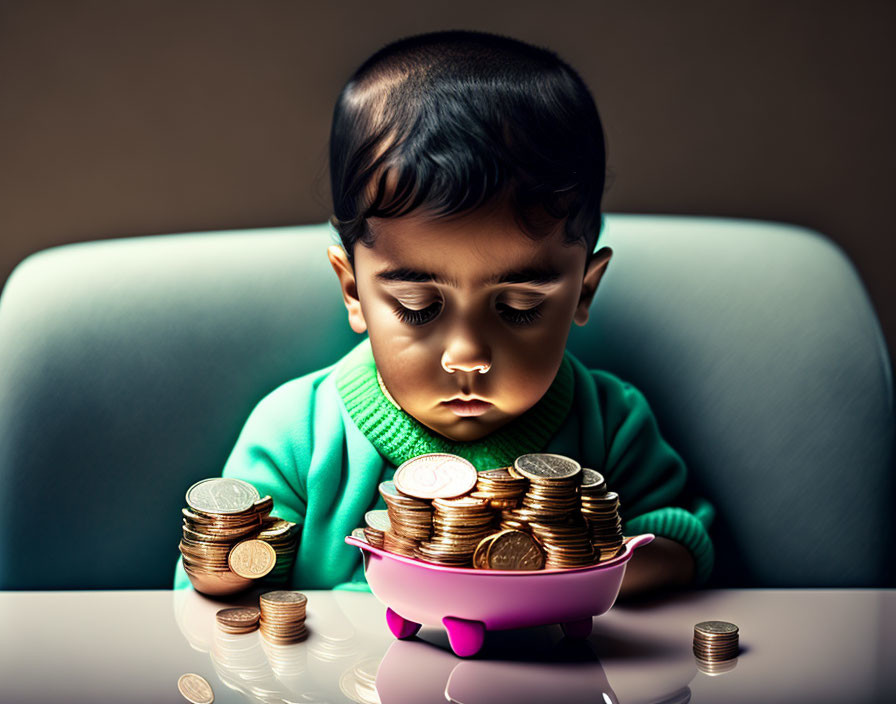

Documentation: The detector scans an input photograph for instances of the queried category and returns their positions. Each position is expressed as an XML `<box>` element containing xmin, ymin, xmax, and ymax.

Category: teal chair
<box><xmin>0</xmin><ymin>216</ymin><xmax>892</xmax><ymax>589</ymax></box>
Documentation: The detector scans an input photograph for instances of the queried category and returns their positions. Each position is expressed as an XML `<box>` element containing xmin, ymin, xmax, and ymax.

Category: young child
<box><xmin>174</xmin><ymin>29</ymin><xmax>714</xmax><ymax>596</ymax></box>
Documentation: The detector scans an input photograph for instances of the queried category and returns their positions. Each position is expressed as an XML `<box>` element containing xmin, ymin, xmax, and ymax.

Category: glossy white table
<box><xmin>0</xmin><ymin>588</ymin><xmax>893</xmax><ymax>703</ymax></box>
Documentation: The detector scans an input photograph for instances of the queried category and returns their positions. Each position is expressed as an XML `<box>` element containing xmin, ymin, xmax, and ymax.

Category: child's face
<box><xmin>329</xmin><ymin>201</ymin><xmax>611</xmax><ymax>442</ymax></box>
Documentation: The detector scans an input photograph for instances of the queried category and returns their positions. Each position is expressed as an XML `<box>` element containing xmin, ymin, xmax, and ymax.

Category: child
<box><xmin>174</xmin><ymin>29</ymin><xmax>714</xmax><ymax>596</ymax></box>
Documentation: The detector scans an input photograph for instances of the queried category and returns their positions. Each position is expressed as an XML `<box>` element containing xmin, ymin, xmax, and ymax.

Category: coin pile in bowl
<box><xmin>355</xmin><ymin>452</ymin><xmax>624</xmax><ymax>571</ymax></box>
<box><xmin>179</xmin><ymin>477</ymin><xmax>300</xmax><ymax>595</ymax></box>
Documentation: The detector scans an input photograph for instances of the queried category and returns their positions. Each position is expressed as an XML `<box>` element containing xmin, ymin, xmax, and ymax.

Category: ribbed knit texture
<box><xmin>334</xmin><ymin>338</ymin><xmax>575</xmax><ymax>470</ymax></box>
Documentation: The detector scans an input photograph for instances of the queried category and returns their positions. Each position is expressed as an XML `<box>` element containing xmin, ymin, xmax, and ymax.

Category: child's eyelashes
<box><xmin>392</xmin><ymin>300</ymin><xmax>543</xmax><ymax>327</ymax></box>
<box><xmin>393</xmin><ymin>301</ymin><xmax>442</xmax><ymax>326</ymax></box>
<box><xmin>496</xmin><ymin>302</ymin><xmax>543</xmax><ymax>326</ymax></box>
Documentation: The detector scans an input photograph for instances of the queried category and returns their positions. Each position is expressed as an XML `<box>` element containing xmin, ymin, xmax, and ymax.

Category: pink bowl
<box><xmin>344</xmin><ymin>532</ymin><xmax>654</xmax><ymax>656</ymax></box>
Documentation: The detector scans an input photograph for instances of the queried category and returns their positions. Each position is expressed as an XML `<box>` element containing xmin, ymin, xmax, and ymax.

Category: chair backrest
<box><xmin>0</xmin><ymin>216</ymin><xmax>892</xmax><ymax>589</ymax></box>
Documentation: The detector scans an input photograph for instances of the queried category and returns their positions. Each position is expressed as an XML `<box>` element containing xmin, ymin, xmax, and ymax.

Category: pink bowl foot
<box><xmin>386</xmin><ymin>607</ymin><xmax>422</xmax><ymax>639</ymax></box>
<box><xmin>560</xmin><ymin>616</ymin><xmax>594</xmax><ymax>640</ymax></box>
<box><xmin>443</xmin><ymin>616</ymin><xmax>486</xmax><ymax>657</ymax></box>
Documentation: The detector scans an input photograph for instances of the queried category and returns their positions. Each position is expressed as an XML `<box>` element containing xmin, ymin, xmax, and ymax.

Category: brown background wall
<box><xmin>1</xmin><ymin>0</ymin><xmax>894</xmax><ymax>361</ymax></box>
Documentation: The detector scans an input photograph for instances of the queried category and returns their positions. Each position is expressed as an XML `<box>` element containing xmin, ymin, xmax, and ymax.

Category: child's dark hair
<box><xmin>328</xmin><ymin>29</ymin><xmax>608</xmax><ymax>263</ymax></box>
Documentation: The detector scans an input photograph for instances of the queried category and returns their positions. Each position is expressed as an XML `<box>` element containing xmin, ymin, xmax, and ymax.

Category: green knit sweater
<box><xmin>174</xmin><ymin>337</ymin><xmax>714</xmax><ymax>590</ymax></box>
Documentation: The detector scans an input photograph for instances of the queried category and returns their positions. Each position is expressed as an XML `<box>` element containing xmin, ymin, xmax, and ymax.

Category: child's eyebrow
<box><xmin>488</xmin><ymin>267</ymin><xmax>563</xmax><ymax>286</ymax></box>
<box><xmin>374</xmin><ymin>266</ymin><xmax>562</xmax><ymax>287</ymax></box>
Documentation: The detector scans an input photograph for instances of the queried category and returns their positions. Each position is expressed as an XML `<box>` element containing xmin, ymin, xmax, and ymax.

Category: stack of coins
<box><xmin>472</xmin><ymin>529</ymin><xmax>545</xmax><ymax>570</ymax></box>
<box><xmin>363</xmin><ymin>510</ymin><xmax>390</xmax><ymax>549</ymax></box>
<box><xmin>216</xmin><ymin>607</ymin><xmax>261</xmax><ymax>635</ymax></box>
<box><xmin>580</xmin><ymin>469</ymin><xmax>624</xmax><ymax>560</ymax></box>
<box><xmin>379</xmin><ymin>480</ymin><xmax>432</xmax><ymax>557</ymax></box>
<box><xmin>529</xmin><ymin>517</ymin><xmax>596</xmax><ymax>568</ymax></box>
<box><xmin>693</xmin><ymin>621</ymin><xmax>739</xmax><ymax>663</ymax></box>
<box><xmin>470</xmin><ymin>467</ymin><xmax>528</xmax><ymax>509</ymax></box>
<box><xmin>416</xmin><ymin>496</ymin><xmax>494</xmax><ymax>566</ymax></box>
<box><xmin>349</xmin><ymin>453</ymin><xmax>631</xmax><ymax>573</ymax></box>
<box><xmin>257</xmin><ymin>518</ymin><xmax>300</xmax><ymax>583</ymax></box>
<box><xmin>259</xmin><ymin>591</ymin><xmax>308</xmax><ymax>644</ymax></box>
<box><xmin>507</xmin><ymin>454</ymin><xmax>582</xmax><ymax>523</ymax></box>
<box><xmin>180</xmin><ymin>478</ymin><xmax>272</xmax><ymax>594</ymax></box>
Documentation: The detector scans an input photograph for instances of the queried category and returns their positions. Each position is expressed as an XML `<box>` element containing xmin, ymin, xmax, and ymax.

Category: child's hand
<box><xmin>617</xmin><ymin>536</ymin><xmax>695</xmax><ymax>599</ymax></box>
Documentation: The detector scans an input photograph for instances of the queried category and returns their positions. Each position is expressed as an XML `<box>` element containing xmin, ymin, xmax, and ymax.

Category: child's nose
<box><xmin>440</xmin><ymin>336</ymin><xmax>492</xmax><ymax>375</ymax></box>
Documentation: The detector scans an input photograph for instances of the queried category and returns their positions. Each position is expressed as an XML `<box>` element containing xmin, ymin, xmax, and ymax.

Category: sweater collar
<box><xmin>334</xmin><ymin>338</ymin><xmax>574</xmax><ymax>470</ymax></box>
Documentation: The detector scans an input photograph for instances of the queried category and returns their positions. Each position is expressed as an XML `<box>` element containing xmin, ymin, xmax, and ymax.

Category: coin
<box><xmin>186</xmin><ymin>478</ymin><xmax>260</xmax><ymax>514</ymax></box>
<box><xmin>393</xmin><ymin>453</ymin><xmax>478</xmax><ymax>499</ymax></box>
<box><xmin>513</xmin><ymin>453</ymin><xmax>581</xmax><ymax>481</ymax></box>
<box><xmin>261</xmin><ymin>590</ymin><xmax>308</xmax><ymax>606</ymax></box>
<box><xmin>228</xmin><ymin>539</ymin><xmax>276</xmax><ymax>578</ymax></box>
<box><xmin>259</xmin><ymin>519</ymin><xmax>294</xmax><ymax>538</ymax></box>
<box><xmin>215</xmin><ymin>606</ymin><xmax>260</xmax><ymax>634</ymax></box>
<box><xmin>365</xmin><ymin>510</ymin><xmax>392</xmax><ymax>532</ymax></box>
<box><xmin>485</xmin><ymin>530</ymin><xmax>545</xmax><ymax>570</ymax></box>
<box><xmin>177</xmin><ymin>673</ymin><xmax>214</xmax><ymax>704</ymax></box>
<box><xmin>695</xmin><ymin>621</ymin><xmax>739</xmax><ymax>636</ymax></box>
<box><xmin>581</xmin><ymin>468</ymin><xmax>606</xmax><ymax>491</ymax></box>
<box><xmin>693</xmin><ymin>621</ymin><xmax>740</xmax><ymax>662</ymax></box>
<box><xmin>216</xmin><ymin>606</ymin><xmax>260</xmax><ymax>627</ymax></box>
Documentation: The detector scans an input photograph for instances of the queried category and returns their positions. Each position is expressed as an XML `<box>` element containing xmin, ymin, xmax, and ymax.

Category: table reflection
<box><xmin>173</xmin><ymin>588</ymin><xmax>699</xmax><ymax>704</ymax></box>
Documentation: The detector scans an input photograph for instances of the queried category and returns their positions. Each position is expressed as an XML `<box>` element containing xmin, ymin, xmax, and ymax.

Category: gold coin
<box><xmin>486</xmin><ymin>530</ymin><xmax>545</xmax><ymax>570</ymax></box>
<box><xmin>228</xmin><ymin>539</ymin><xmax>276</xmax><ymax>579</ymax></box>
<box><xmin>260</xmin><ymin>590</ymin><xmax>308</xmax><ymax>607</ymax></box>
<box><xmin>216</xmin><ymin>606</ymin><xmax>260</xmax><ymax>629</ymax></box>
<box><xmin>177</xmin><ymin>673</ymin><xmax>214</xmax><ymax>704</ymax></box>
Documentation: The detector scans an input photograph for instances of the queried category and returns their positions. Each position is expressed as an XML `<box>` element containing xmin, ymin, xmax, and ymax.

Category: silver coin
<box><xmin>186</xmin><ymin>478</ymin><xmax>260</xmax><ymax>514</ymax></box>
<box><xmin>177</xmin><ymin>673</ymin><xmax>214</xmax><ymax>704</ymax></box>
<box><xmin>365</xmin><ymin>509</ymin><xmax>392</xmax><ymax>532</ymax></box>
<box><xmin>394</xmin><ymin>453</ymin><xmax>478</xmax><ymax>499</ymax></box>
<box><xmin>379</xmin><ymin>480</ymin><xmax>399</xmax><ymax>497</ymax></box>
<box><xmin>695</xmin><ymin>621</ymin><xmax>739</xmax><ymax>636</ymax></box>
<box><xmin>581</xmin><ymin>468</ymin><xmax>606</xmax><ymax>489</ymax></box>
<box><xmin>514</xmin><ymin>453</ymin><xmax>581</xmax><ymax>481</ymax></box>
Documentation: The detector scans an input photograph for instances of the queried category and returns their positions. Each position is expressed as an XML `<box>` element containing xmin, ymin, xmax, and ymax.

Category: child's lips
<box><xmin>441</xmin><ymin>398</ymin><xmax>493</xmax><ymax>417</ymax></box>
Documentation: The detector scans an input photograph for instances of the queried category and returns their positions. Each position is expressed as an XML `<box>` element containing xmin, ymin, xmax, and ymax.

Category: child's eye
<box><xmin>497</xmin><ymin>302</ymin><xmax>543</xmax><ymax>326</ymax></box>
<box><xmin>394</xmin><ymin>301</ymin><xmax>442</xmax><ymax>326</ymax></box>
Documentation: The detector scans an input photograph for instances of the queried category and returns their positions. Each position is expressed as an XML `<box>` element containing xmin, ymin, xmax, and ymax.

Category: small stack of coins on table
<box><xmin>179</xmin><ymin>477</ymin><xmax>299</xmax><ymax>595</ymax></box>
<box><xmin>355</xmin><ymin>452</ymin><xmax>626</xmax><ymax>571</ymax></box>
<box><xmin>693</xmin><ymin>621</ymin><xmax>740</xmax><ymax>667</ymax></box>
<box><xmin>259</xmin><ymin>590</ymin><xmax>308</xmax><ymax>644</ymax></box>
<box><xmin>215</xmin><ymin>606</ymin><xmax>261</xmax><ymax>635</ymax></box>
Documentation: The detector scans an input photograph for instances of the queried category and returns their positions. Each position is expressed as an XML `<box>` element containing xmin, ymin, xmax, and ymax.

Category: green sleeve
<box><xmin>594</xmin><ymin>370</ymin><xmax>715</xmax><ymax>586</ymax></box>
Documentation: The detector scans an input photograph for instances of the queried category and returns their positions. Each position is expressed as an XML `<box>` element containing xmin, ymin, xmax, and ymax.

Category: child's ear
<box><xmin>327</xmin><ymin>245</ymin><xmax>368</xmax><ymax>334</ymax></box>
<box><xmin>573</xmin><ymin>247</ymin><xmax>613</xmax><ymax>326</ymax></box>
